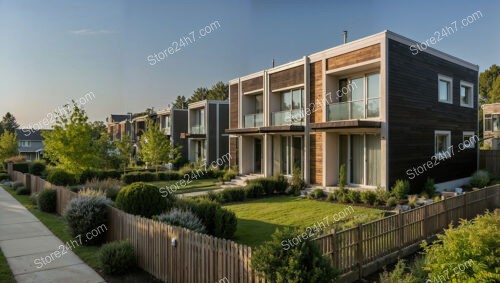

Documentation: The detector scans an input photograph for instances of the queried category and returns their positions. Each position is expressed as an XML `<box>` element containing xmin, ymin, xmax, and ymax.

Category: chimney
<box><xmin>343</xmin><ymin>31</ymin><xmax>348</xmax><ymax>44</ymax></box>
<box><xmin>272</xmin><ymin>59</ymin><xmax>275</xmax><ymax>68</ymax></box>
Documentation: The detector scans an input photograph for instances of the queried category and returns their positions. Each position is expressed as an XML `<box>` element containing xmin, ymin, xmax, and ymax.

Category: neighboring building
<box><xmin>227</xmin><ymin>30</ymin><xmax>478</xmax><ymax>191</ymax></box>
<box><xmin>482</xmin><ymin>103</ymin><xmax>500</xmax><ymax>149</ymax></box>
<box><xmin>106</xmin><ymin>114</ymin><xmax>132</xmax><ymax>141</ymax></box>
<box><xmin>155</xmin><ymin>108</ymin><xmax>189</xmax><ymax>162</ymax></box>
<box><xmin>181</xmin><ymin>100</ymin><xmax>229</xmax><ymax>166</ymax></box>
<box><xmin>16</xmin><ymin>129</ymin><xmax>46</xmax><ymax>161</ymax></box>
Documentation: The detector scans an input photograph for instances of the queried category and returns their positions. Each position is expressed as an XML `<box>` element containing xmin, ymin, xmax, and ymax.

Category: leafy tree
<box><xmin>479</xmin><ymin>64</ymin><xmax>500</xmax><ymax>104</ymax></box>
<box><xmin>0</xmin><ymin>131</ymin><xmax>19</xmax><ymax>161</ymax></box>
<box><xmin>171</xmin><ymin>95</ymin><xmax>188</xmax><ymax>109</ymax></box>
<box><xmin>114</xmin><ymin>138</ymin><xmax>132</xmax><ymax>172</ymax></box>
<box><xmin>0</xmin><ymin>112</ymin><xmax>19</xmax><ymax>134</ymax></box>
<box><xmin>42</xmin><ymin>102</ymin><xmax>112</xmax><ymax>178</ymax></box>
<box><xmin>187</xmin><ymin>87</ymin><xmax>210</xmax><ymax>104</ymax></box>
<box><xmin>139</xmin><ymin>119</ymin><xmax>181</xmax><ymax>172</ymax></box>
<box><xmin>207</xmin><ymin>81</ymin><xmax>228</xmax><ymax>101</ymax></box>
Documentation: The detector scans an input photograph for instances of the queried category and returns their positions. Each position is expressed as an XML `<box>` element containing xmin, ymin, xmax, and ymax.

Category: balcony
<box><xmin>244</xmin><ymin>113</ymin><xmax>263</xmax><ymax>128</ymax></box>
<box><xmin>190</xmin><ymin>125</ymin><xmax>205</xmax><ymax>135</ymax></box>
<box><xmin>271</xmin><ymin>109</ymin><xmax>304</xmax><ymax>126</ymax></box>
<box><xmin>163</xmin><ymin>127</ymin><xmax>171</xmax><ymax>135</ymax></box>
<box><xmin>327</xmin><ymin>98</ymin><xmax>379</xmax><ymax>121</ymax></box>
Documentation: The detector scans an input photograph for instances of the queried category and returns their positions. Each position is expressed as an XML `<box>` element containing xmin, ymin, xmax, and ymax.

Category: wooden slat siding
<box><xmin>310</xmin><ymin>133</ymin><xmax>323</xmax><ymax>185</ymax></box>
<box><xmin>387</xmin><ymin>39</ymin><xmax>479</xmax><ymax>190</ymax></box>
<box><xmin>242</xmin><ymin>76</ymin><xmax>263</xmax><ymax>94</ymax></box>
<box><xmin>229</xmin><ymin>83</ymin><xmax>239</xmax><ymax>129</ymax></box>
<box><xmin>269</xmin><ymin>65</ymin><xmax>304</xmax><ymax>92</ymax></box>
<box><xmin>326</xmin><ymin>44</ymin><xmax>380</xmax><ymax>70</ymax></box>
<box><xmin>229</xmin><ymin>137</ymin><xmax>238</xmax><ymax>167</ymax></box>
<box><xmin>309</xmin><ymin>61</ymin><xmax>323</xmax><ymax>124</ymax></box>
<box><xmin>480</xmin><ymin>150</ymin><xmax>500</xmax><ymax>178</ymax></box>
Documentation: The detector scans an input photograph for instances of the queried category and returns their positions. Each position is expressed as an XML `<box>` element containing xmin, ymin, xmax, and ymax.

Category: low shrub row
<box><xmin>29</xmin><ymin>161</ymin><xmax>46</xmax><ymax>176</ymax></box>
<box><xmin>121</xmin><ymin>168</ymin><xmax>227</xmax><ymax>184</ymax></box>
<box><xmin>12</xmin><ymin>162</ymin><xmax>29</xmax><ymax>173</ymax></box>
<box><xmin>0</xmin><ymin>173</ymin><xmax>9</xmax><ymax>181</ymax></box>
<box><xmin>80</xmin><ymin>169</ymin><xmax>122</xmax><ymax>183</ymax></box>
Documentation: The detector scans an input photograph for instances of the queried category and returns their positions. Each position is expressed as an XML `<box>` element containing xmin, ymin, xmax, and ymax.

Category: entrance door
<box><xmin>254</xmin><ymin>138</ymin><xmax>262</xmax><ymax>174</ymax></box>
<box><xmin>280</xmin><ymin>136</ymin><xmax>303</xmax><ymax>175</ymax></box>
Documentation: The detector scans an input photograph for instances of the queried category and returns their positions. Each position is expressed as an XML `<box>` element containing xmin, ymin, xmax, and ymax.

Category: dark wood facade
<box><xmin>388</xmin><ymin>39</ymin><xmax>478</xmax><ymax>191</ymax></box>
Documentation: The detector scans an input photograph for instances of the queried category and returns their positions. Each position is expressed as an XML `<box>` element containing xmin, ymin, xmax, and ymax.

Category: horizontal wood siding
<box><xmin>310</xmin><ymin>133</ymin><xmax>323</xmax><ymax>185</ymax></box>
<box><xmin>229</xmin><ymin>84</ymin><xmax>239</xmax><ymax>129</ymax></box>
<box><xmin>309</xmin><ymin>61</ymin><xmax>323</xmax><ymax>124</ymax></box>
<box><xmin>270</xmin><ymin>65</ymin><xmax>304</xmax><ymax>92</ymax></box>
<box><xmin>242</xmin><ymin>76</ymin><xmax>263</xmax><ymax>93</ymax></box>
<box><xmin>388</xmin><ymin>39</ymin><xmax>478</xmax><ymax>190</ymax></box>
<box><xmin>326</xmin><ymin>44</ymin><xmax>380</xmax><ymax>70</ymax></box>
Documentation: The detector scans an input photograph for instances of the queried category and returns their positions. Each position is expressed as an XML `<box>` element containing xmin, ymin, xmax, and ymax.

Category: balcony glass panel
<box><xmin>351</xmin><ymin>101</ymin><xmax>365</xmax><ymax>119</ymax></box>
<box><xmin>367</xmin><ymin>98</ymin><xmax>380</xmax><ymax>118</ymax></box>
<box><xmin>328</xmin><ymin>103</ymin><xmax>349</xmax><ymax>121</ymax></box>
<box><xmin>244</xmin><ymin>113</ymin><xmax>263</xmax><ymax>128</ymax></box>
<box><xmin>190</xmin><ymin>125</ymin><xmax>205</xmax><ymax>134</ymax></box>
<box><xmin>272</xmin><ymin>109</ymin><xmax>304</xmax><ymax>126</ymax></box>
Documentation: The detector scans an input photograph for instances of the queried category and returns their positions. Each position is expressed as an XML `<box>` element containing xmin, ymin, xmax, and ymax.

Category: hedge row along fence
<box><xmin>7</xmin><ymin>164</ymin><xmax>500</xmax><ymax>283</ymax></box>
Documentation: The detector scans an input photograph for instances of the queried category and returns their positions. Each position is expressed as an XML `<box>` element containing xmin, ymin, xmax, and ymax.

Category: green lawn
<box><xmin>147</xmin><ymin>178</ymin><xmax>220</xmax><ymax>194</ymax></box>
<box><xmin>224</xmin><ymin>196</ymin><xmax>385</xmax><ymax>247</ymax></box>
<box><xmin>0</xmin><ymin>248</ymin><xmax>15</xmax><ymax>283</ymax></box>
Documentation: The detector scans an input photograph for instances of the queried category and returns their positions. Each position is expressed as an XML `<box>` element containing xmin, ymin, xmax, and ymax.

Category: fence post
<box><xmin>24</xmin><ymin>173</ymin><xmax>31</xmax><ymax>192</ymax></box>
<box><xmin>398</xmin><ymin>210</ymin><xmax>404</xmax><ymax>249</ymax></box>
<box><xmin>356</xmin><ymin>223</ymin><xmax>363</xmax><ymax>280</ymax></box>
<box><xmin>463</xmin><ymin>193</ymin><xmax>468</xmax><ymax>220</ymax></box>
<box><xmin>7</xmin><ymin>163</ymin><xmax>13</xmax><ymax>177</ymax></box>
<box><xmin>422</xmin><ymin>205</ymin><xmax>428</xmax><ymax>239</ymax></box>
<box><xmin>444</xmin><ymin>198</ymin><xmax>449</xmax><ymax>226</ymax></box>
<box><xmin>330</xmin><ymin>229</ymin><xmax>337</xmax><ymax>268</ymax></box>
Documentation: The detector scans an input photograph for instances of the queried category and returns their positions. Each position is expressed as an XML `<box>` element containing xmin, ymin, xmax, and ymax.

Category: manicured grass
<box><xmin>0</xmin><ymin>248</ymin><xmax>15</xmax><ymax>283</ymax></box>
<box><xmin>224</xmin><ymin>196</ymin><xmax>385</xmax><ymax>247</ymax></box>
<box><xmin>147</xmin><ymin>178</ymin><xmax>220</xmax><ymax>194</ymax></box>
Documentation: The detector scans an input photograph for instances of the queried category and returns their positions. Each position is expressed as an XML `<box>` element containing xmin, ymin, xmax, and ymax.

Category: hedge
<box><xmin>12</xmin><ymin>162</ymin><xmax>29</xmax><ymax>173</ymax></box>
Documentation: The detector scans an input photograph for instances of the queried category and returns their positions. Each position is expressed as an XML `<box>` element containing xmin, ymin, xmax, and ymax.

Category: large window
<box><xmin>277</xmin><ymin>136</ymin><xmax>303</xmax><ymax>175</ymax></box>
<box><xmin>460</xmin><ymin>81</ymin><xmax>473</xmax><ymax>108</ymax></box>
<box><xmin>19</xmin><ymin>141</ymin><xmax>31</xmax><ymax>147</ymax></box>
<box><xmin>486</xmin><ymin>114</ymin><xmax>500</xmax><ymax>132</ymax></box>
<box><xmin>272</xmin><ymin>88</ymin><xmax>304</xmax><ymax>125</ymax></box>
<box><xmin>328</xmin><ymin>73</ymin><xmax>380</xmax><ymax>121</ymax></box>
<box><xmin>438</xmin><ymin>74</ymin><xmax>453</xmax><ymax>104</ymax></box>
<box><xmin>435</xmin><ymin>130</ymin><xmax>451</xmax><ymax>159</ymax></box>
<box><xmin>339</xmin><ymin>134</ymin><xmax>380</xmax><ymax>186</ymax></box>
<box><xmin>485</xmin><ymin>114</ymin><xmax>492</xmax><ymax>131</ymax></box>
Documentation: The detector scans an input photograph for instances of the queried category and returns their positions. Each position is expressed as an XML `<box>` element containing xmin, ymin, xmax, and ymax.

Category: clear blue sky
<box><xmin>0</xmin><ymin>0</ymin><xmax>498</xmax><ymax>127</ymax></box>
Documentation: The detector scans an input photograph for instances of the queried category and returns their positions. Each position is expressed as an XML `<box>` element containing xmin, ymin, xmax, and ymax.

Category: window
<box><xmin>460</xmin><ymin>81</ymin><xmax>474</xmax><ymax>108</ymax></box>
<box><xmin>438</xmin><ymin>74</ymin><xmax>453</xmax><ymax>104</ymax></box>
<box><xmin>462</xmin><ymin>131</ymin><xmax>476</xmax><ymax>149</ymax></box>
<box><xmin>273</xmin><ymin>88</ymin><xmax>304</xmax><ymax>125</ymax></box>
<box><xmin>485</xmin><ymin>114</ymin><xmax>492</xmax><ymax>131</ymax></box>
<box><xmin>19</xmin><ymin>140</ymin><xmax>31</xmax><ymax>147</ymax></box>
<box><xmin>435</xmin><ymin>130</ymin><xmax>451</xmax><ymax>159</ymax></box>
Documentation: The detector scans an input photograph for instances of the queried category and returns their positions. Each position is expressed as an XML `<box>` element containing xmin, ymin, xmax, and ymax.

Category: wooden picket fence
<box><xmin>480</xmin><ymin>150</ymin><xmax>500</xmax><ymax>178</ymax></box>
<box><xmin>7</xmin><ymin>168</ymin><xmax>499</xmax><ymax>283</ymax></box>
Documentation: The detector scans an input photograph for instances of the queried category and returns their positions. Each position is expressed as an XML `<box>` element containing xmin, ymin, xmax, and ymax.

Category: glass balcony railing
<box><xmin>163</xmin><ymin>127</ymin><xmax>171</xmax><ymax>135</ymax></box>
<box><xmin>244</xmin><ymin>113</ymin><xmax>264</xmax><ymax>128</ymax></box>
<box><xmin>327</xmin><ymin>99</ymin><xmax>380</xmax><ymax>121</ymax></box>
<box><xmin>190</xmin><ymin>125</ymin><xmax>205</xmax><ymax>134</ymax></box>
<box><xmin>271</xmin><ymin>109</ymin><xmax>304</xmax><ymax>126</ymax></box>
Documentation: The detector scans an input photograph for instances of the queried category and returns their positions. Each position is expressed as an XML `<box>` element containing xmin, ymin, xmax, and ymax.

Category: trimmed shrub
<box><xmin>214</xmin><ymin>208</ymin><xmax>237</xmax><ymax>239</ymax></box>
<box><xmin>79</xmin><ymin>169</ymin><xmax>122</xmax><ymax>183</ymax></box>
<box><xmin>12</xmin><ymin>162</ymin><xmax>29</xmax><ymax>173</ymax></box>
<box><xmin>391</xmin><ymin>180</ymin><xmax>410</xmax><ymax>199</ymax></box>
<box><xmin>153</xmin><ymin>208</ymin><xmax>206</xmax><ymax>233</ymax></box>
<box><xmin>16</xmin><ymin>185</ymin><xmax>29</xmax><ymax>195</ymax></box>
<box><xmin>205</xmin><ymin>191</ymin><xmax>224</xmax><ymax>203</ymax></box>
<box><xmin>30</xmin><ymin>193</ymin><xmax>39</xmax><ymax>205</ymax></box>
<box><xmin>120</xmin><ymin>172</ymin><xmax>157</xmax><ymax>184</ymax></box>
<box><xmin>252</xmin><ymin>228</ymin><xmax>339</xmax><ymax>283</ymax></box>
<box><xmin>29</xmin><ymin>161</ymin><xmax>46</xmax><ymax>176</ymax></box>
<box><xmin>360</xmin><ymin>191</ymin><xmax>377</xmax><ymax>206</ymax></box>
<box><xmin>375</xmin><ymin>187</ymin><xmax>390</xmax><ymax>205</ymax></box>
<box><xmin>47</xmin><ymin>169</ymin><xmax>76</xmax><ymax>186</ymax></box>
<box><xmin>99</xmin><ymin>241</ymin><xmax>136</xmax><ymax>275</ymax></box>
<box><xmin>38</xmin><ymin>189</ymin><xmax>57</xmax><ymax>213</ymax></box>
<box><xmin>246</xmin><ymin>175</ymin><xmax>289</xmax><ymax>196</ymax></box>
<box><xmin>220</xmin><ymin>187</ymin><xmax>246</xmax><ymax>203</ymax></box>
<box><xmin>79</xmin><ymin>188</ymin><xmax>107</xmax><ymax>199</ymax></box>
<box><xmin>290</xmin><ymin>168</ymin><xmax>306</xmax><ymax>195</ymax></box>
<box><xmin>347</xmin><ymin>190</ymin><xmax>361</xmax><ymax>203</ymax></box>
<box><xmin>273</xmin><ymin>174</ymin><xmax>289</xmax><ymax>194</ymax></box>
<box><xmin>0</xmin><ymin>173</ymin><xmax>9</xmax><ymax>181</ymax></box>
<box><xmin>244</xmin><ymin>182</ymin><xmax>265</xmax><ymax>198</ymax></box>
<box><xmin>386</xmin><ymin>197</ymin><xmax>398</xmax><ymax>207</ymax></box>
<box><xmin>470</xmin><ymin>170</ymin><xmax>490</xmax><ymax>188</ymax></box>
<box><xmin>64</xmin><ymin>196</ymin><xmax>110</xmax><ymax>245</ymax></box>
<box><xmin>312</xmin><ymin>188</ymin><xmax>324</xmax><ymax>199</ymax></box>
<box><xmin>157</xmin><ymin>171</ymin><xmax>181</xmax><ymax>181</ymax></box>
<box><xmin>115</xmin><ymin>182</ymin><xmax>176</xmax><ymax>218</ymax></box>
<box><xmin>222</xmin><ymin>170</ymin><xmax>237</xmax><ymax>182</ymax></box>
<box><xmin>423</xmin><ymin>177</ymin><xmax>436</xmax><ymax>197</ymax></box>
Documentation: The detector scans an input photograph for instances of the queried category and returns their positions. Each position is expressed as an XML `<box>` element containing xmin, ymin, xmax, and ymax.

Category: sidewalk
<box><xmin>0</xmin><ymin>186</ymin><xmax>105</xmax><ymax>283</ymax></box>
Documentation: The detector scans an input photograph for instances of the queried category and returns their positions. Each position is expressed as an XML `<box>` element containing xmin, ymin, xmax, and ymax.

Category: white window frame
<box><xmin>19</xmin><ymin>140</ymin><xmax>31</xmax><ymax>147</ymax></box>
<box><xmin>434</xmin><ymin>130</ymin><xmax>451</xmax><ymax>160</ymax></box>
<box><xmin>462</xmin><ymin>131</ymin><xmax>476</xmax><ymax>149</ymax></box>
<box><xmin>438</xmin><ymin>74</ymin><xmax>453</xmax><ymax>104</ymax></box>
<box><xmin>459</xmin><ymin>81</ymin><xmax>474</xmax><ymax>108</ymax></box>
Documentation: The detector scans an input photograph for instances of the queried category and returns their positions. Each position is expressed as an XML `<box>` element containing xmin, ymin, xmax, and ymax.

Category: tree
<box><xmin>0</xmin><ymin>131</ymin><xmax>19</xmax><ymax>161</ymax></box>
<box><xmin>0</xmin><ymin>112</ymin><xmax>19</xmax><ymax>134</ymax></box>
<box><xmin>42</xmin><ymin>102</ymin><xmax>112</xmax><ymax>178</ymax></box>
<box><xmin>171</xmin><ymin>95</ymin><xmax>188</xmax><ymax>109</ymax></box>
<box><xmin>139</xmin><ymin>119</ymin><xmax>181</xmax><ymax>172</ymax></box>
<box><xmin>187</xmin><ymin>87</ymin><xmax>210</xmax><ymax>104</ymax></box>
<box><xmin>114</xmin><ymin>138</ymin><xmax>132</xmax><ymax>172</ymax></box>
<box><xmin>207</xmin><ymin>81</ymin><xmax>228</xmax><ymax>101</ymax></box>
<box><xmin>479</xmin><ymin>64</ymin><xmax>500</xmax><ymax>104</ymax></box>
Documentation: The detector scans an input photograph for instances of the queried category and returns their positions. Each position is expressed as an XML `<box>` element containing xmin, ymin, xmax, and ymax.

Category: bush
<box><xmin>120</xmin><ymin>171</ymin><xmax>158</xmax><ymax>184</ymax></box>
<box><xmin>326</xmin><ymin>192</ymin><xmax>335</xmax><ymax>202</ymax></box>
<box><xmin>379</xmin><ymin>258</ymin><xmax>426</xmax><ymax>283</ymax></box>
<box><xmin>338</xmin><ymin>164</ymin><xmax>347</xmax><ymax>190</ymax></box>
<box><xmin>79</xmin><ymin>169</ymin><xmax>122</xmax><ymax>183</ymax></box>
<box><xmin>334</xmin><ymin>188</ymin><xmax>349</xmax><ymax>203</ymax></box>
<box><xmin>205</xmin><ymin>191</ymin><xmax>224</xmax><ymax>203</ymax></box>
<box><xmin>115</xmin><ymin>182</ymin><xmax>176</xmax><ymax>218</ymax></box>
<box><xmin>4</xmin><ymin>155</ymin><xmax>26</xmax><ymax>164</ymax></box>
<box><xmin>64</xmin><ymin>196</ymin><xmax>110</xmax><ymax>245</ymax></box>
<box><xmin>407</xmin><ymin>195</ymin><xmax>418</xmax><ymax>208</ymax></box>
<box><xmin>99</xmin><ymin>241</ymin><xmax>136</xmax><ymax>275</ymax></box>
<box><xmin>246</xmin><ymin>175</ymin><xmax>289</xmax><ymax>197</ymax></box>
<box><xmin>0</xmin><ymin>173</ymin><xmax>9</xmax><ymax>181</ymax></box>
<box><xmin>214</xmin><ymin>208</ymin><xmax>237</xmax><ymax>239</ymax></box>
<box><xmin>47</xmin><ymin>169</ymin><xmax>76</xmax><ymax>186</ymax></box>
<box><xmin>30</xmin><ymin>193</ymin><xmax>39</xmax><ymax>205</ymax></box>
<box><xmin>29</xmin><ymin>161</ymin><xmax>46</xmax><ymax>176</ymax></box>
<box><xmin>244</xmin><ymin>182</ymin><xmax>265</xmax><ymax>198</ymax></box>
<box><xmin>157</xmin><ymin>171</ymin><xmax>181</xmax><ymax>181</ymax></box>
<box><xmin>273</xmin><ymin>174</ymin><xmax>289</xmax><ymax>194</ymax></box>
<box><xmin>16</xmin><ymin>185</ymin><xmax>29</xmax><ymax>195</ymax></box>
<box><xmin>375</xmin><ymin>187</ymin><xmax>390</xmax><ymax>205</ymax></box>
<box><xmin>290</xmin><ymin>167</ymin><xmax>306</xmax><ymax>195</ymax></box>
<box><xmin>12</xmin><ymin>162</ymin><xmax>29</xmax><ymax>173</ymax></box>
<box><xmin>153</xmin><ymin>208</ymin><xmax>206</xmax><ymax>233</ymax></box>
<box><xmin>38</xmin><ymin>189</ymin><xmax>57</xmax><ymax>213</ymax></box>
<box><xmin>386</xmin><ymin>197</ymin><xmax>398</xmax><ymax>207</ymax></box>
<box><xmin>78</xmin><ymin>188</ymin><xmax>107</xmax><ymax>199</ymax></box>
<box><xmin>222</xmin><ymin>170</ymin><xmax>237</xmax><ymax>182</ymax></box>
<box><xmin>391</xmin><ymin>179</ymin><xmax>410</xmax><ymax>199</ymax></box>
<box><xmin>347</xmin><ymin>190</ymin><xmax>361</xmax><ymax>203</ymax></box>
<box><xmin>84</xmin><ymin>178</ymin><xmax>122</xmax><ymax>200</ymax></box>
<box><xmin>12</xmin><ymin>181</ymin><xmax>23</xmax><ymax>189</ymax></box>
<box><xmin>252</xmin><ymin>228</ymin><xmax>339</xmax><ymax>283</ymax></box>
<box><xmin>470</xmin><ymin>170</ymin><xmax>490</xmax><ymax>188</ymax></box>
<box><xmin>360</xmin><ymin>191</ymin><xmax>377</xmax><ymax>206</ymax></box>
<box><xmin>423</xmin><ymin>177</ymin><xmax>436</xmax><ymax>197</ymax></box>
<box><xmin>312</xmin><ymin>188</ymin><xmax>324</xmax><ymax>199</ymax></box>
<box><xmin>219</xmin><ymin>187</ymin><xmax>246</xmax><ymax>203</ymax></box>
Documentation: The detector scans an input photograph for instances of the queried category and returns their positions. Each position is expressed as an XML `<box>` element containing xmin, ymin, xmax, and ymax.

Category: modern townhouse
<box><xmin>181</xmin><ymin>100</ymin><xmax>229</xmax><ymax>166</ymax></box>
<box><xmin>227</xmin><ymin>30</ymin><xmax>478</xmax><ymax>191</ymax></box>
<box><xmin>155</xmin><ymin>108</ymin><xmax>189</xmax><ymax>161</ymax></box>
<box><xmin>16</xmin><ymin>129</ymin><xmax>47</xmax><ymax>161</ymax></box>
<box><xmin>482</xmin><ymin>103</ymin><xmax>500</xmax><ymax>149</ymax></box>
<box><xmin>106</xmin><ymin>114</ymin><xmax>132</xmax><ymax>141</ymax></box>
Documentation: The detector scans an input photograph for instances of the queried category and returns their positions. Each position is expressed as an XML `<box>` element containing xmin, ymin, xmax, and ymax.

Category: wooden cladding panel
<box><xmin>229</xmin><ymin>84</ymin><xmax>239</xmax><ymax>129</ymax></box>
<box><xmin>229</xmin><ymin>137</ymin><xmax>238</xmax><ymax>167</ymax></box>
<box><xmin>310</xmin><ymin>133</ymin><xmax>323</xmax><ymax>185</ymax></box>
<box><xmin>309</xmin><ymin>61</ymin><xmax>323</xmax><ymax>124</ymax></box>
<box><xmin>269</xmin><ymin>65</ymin><xmax>304</xmax><ymax>91</ymax></box>
<box><xmin>242</xmin><ymin>76</ymin><xmax>263</xmax><ymax>94</ymax></box>
<box><xmin>326</xmin><ymin>44</ymin><xmax>380</xmax><ymax>70</ymax></box>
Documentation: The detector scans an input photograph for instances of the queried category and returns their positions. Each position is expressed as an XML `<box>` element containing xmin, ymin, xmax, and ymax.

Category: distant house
<box><xmin>16</xmin><ymin>129</ymin><xmax>46</xmax><ymax>161</ymax></box>
<box><xmin>482</xmin><ymin>103</ymin><xmax>500</xmax><ymax>149</ymax></box>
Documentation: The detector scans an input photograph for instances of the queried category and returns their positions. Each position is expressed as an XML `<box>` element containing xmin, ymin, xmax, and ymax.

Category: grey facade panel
<box><xmin>171</xmin><ymin>109</ymin><xmax>189</xmax><ymax>162</ymax></box>
<box><xmin>208</xmin><ymin>104</ymin><xmax>218</xmax><ymax>164</ymax></box>
<box><xmin>218</xmin><ymin>104</ymin><xmax>230</xmax><ymax>167</ymax></box>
